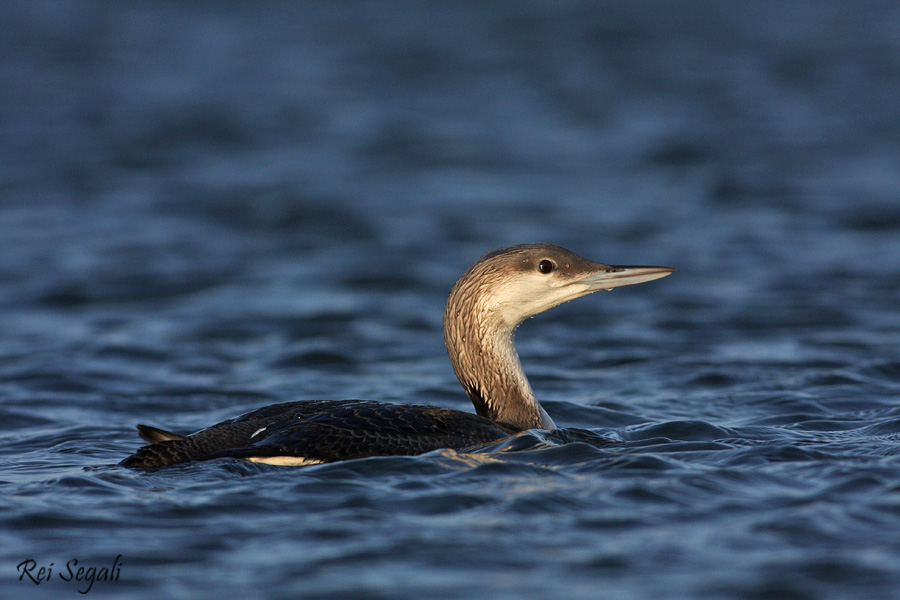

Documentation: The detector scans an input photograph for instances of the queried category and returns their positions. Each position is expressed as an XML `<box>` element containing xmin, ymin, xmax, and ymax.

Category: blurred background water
<box><xmin>2</xmin><ymin>1</ymin><xmax>900</xmax><ymax>598</ymax></box>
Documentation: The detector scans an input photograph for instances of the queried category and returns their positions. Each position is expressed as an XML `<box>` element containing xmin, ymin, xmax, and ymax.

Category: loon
<box><xmin>121</xmin><ymin>244</ymin><xmax>673</xmax><ymax>468</ymax></box>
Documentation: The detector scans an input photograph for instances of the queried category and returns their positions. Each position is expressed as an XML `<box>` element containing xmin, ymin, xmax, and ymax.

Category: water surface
<box><xmin>2</xmin><ymin>2</ymin><xmax>900</xmax><ymax>599</ymax></box>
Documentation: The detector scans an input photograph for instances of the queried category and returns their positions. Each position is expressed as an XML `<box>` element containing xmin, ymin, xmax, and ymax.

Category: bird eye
<box><xmin>537</xmin><ymin>259</ymin><xmax>556</xmax><ymax>274</ymax></box>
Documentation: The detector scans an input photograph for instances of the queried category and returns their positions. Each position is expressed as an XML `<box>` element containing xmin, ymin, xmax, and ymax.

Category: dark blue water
<box><xmin>3</xmin><ymin>1</ymin><xmax>900</xmax><ymax>598</ymax></box>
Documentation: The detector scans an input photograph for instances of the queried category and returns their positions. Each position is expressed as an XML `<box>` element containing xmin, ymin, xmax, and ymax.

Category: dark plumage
<box><xmin>120</xmin><ymin>400</ymin><xmax>512</xmax><ymax>468</ymax></box>
<box><xmin>121</xmin><ymin>244</ymin><xmax>673</xmax><ymax>468</ymax></box>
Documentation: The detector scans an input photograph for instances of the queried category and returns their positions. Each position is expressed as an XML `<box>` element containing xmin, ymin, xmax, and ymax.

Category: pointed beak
<box><xmin>576</xmin><ymin>265</ymin><xmax>675</xmax><ymax>291</ymax></box>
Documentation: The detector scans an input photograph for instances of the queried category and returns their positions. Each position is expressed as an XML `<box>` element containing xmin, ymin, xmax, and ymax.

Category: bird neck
<box><xmin>444</xmin><ymin>295</ymin><xmax>555</xmax><ymax>432</ymax></box>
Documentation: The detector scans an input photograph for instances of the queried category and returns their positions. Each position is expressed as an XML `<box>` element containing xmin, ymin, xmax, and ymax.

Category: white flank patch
<box><xmin>250</xmin><ymin>426</ymin><xmax>267</xmax><ymax>438</ymax></box>
<box><xmin>247</xmin><ymin>456</ymin><xmax>323</xmax><ymax>466</ymax></box>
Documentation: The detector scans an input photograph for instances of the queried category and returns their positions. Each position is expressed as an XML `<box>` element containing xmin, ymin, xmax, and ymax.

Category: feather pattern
<box><xmin>120</xmin><ymin>400</ymin><xmax>513</xmax><ymax>468</ymax></box>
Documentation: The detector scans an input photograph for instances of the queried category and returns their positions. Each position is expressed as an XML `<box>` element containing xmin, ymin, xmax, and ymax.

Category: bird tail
<box><xmin>120</xmin><ymin>424</ymin><xmax>195</xmax><ymax>468</ymax></box>
<box><xmin>136</xmin><ymin>424</ymin><xmax>186</xmax><ymax>443</ymax></box>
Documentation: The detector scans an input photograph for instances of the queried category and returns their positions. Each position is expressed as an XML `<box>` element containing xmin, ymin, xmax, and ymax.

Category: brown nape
<box><xmin>443</xmin><ymin>244</ymin><xmax>673</xmax><ymax>431</ymax></box>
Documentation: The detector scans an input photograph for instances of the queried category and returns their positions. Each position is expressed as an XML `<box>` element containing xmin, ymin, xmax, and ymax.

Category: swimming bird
<box><xmin>121</xmin><ymin>244</ymin><xmax>673</xmax><ymax>468</ymax></box>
